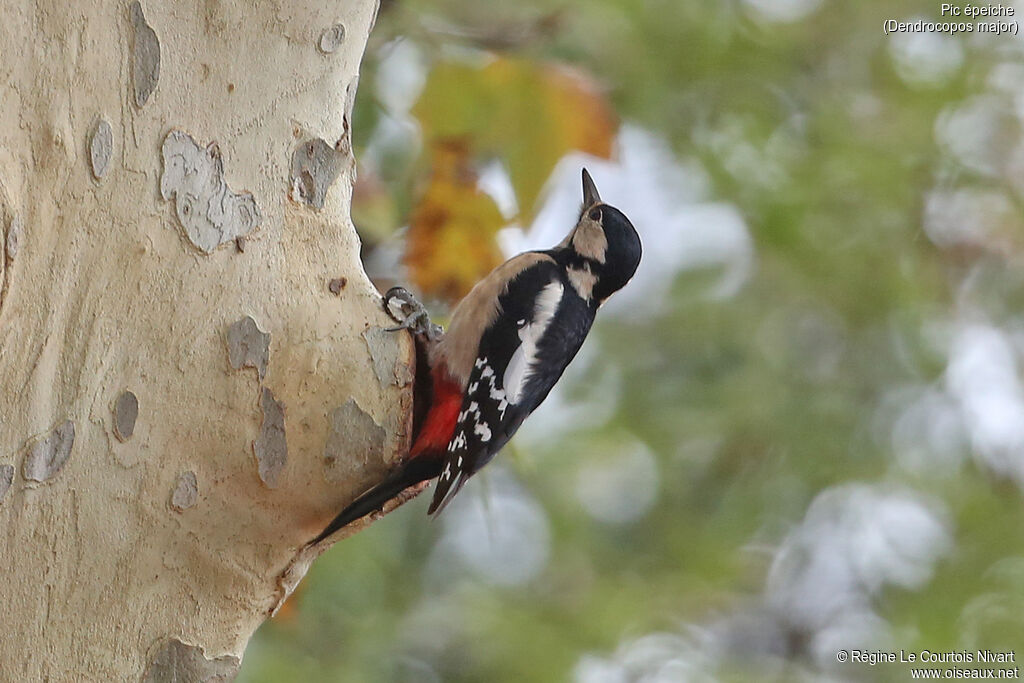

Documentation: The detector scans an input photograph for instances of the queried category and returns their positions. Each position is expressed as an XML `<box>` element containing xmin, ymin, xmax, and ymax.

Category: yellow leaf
<box><xmin>413</xmin><ymin>56</ymin><xmax>616</xmax><ymax>220</ymax></box>
<box><xmin>406</xmin><ymin>141</ymin><xmax>506</xmax><ymax>302</ymax></box>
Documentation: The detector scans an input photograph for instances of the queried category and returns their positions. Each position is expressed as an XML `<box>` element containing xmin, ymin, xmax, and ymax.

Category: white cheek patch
<box><xmin>503</xmin><ymin>280</ymin><xmax>564</xmax><ymax>405</ymax></box>
<box><xmin>572</xmin><ymin>220</ymin><xmax>608</xmax><ymax>264</ymax></box>
<box><xmin>502</xmin><ymin>352</ymin><xmax>527</xmax><ymax>405</ymax></box>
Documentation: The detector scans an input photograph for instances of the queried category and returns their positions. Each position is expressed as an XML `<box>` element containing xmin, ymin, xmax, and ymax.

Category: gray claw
<box><xmin>383</xmin><ymin>287</ymin><xmax>444</xmax><ymax>342</ymax></box>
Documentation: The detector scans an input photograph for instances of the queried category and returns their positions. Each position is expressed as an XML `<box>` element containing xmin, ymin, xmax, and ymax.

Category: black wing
<box><xmin>428</xmin><ymin>259</ymin><xmax>595</xmax><ymax>513</ymax></box>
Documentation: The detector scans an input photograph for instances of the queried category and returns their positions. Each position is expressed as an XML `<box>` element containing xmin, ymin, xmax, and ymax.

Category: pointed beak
<box><xmin>582</xmin><ymin>168</ymin><xmax>601</xmax><ymax>207</ymax></box>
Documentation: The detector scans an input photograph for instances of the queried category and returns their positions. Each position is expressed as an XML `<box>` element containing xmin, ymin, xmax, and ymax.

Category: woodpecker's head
<box><xmin>563</xmin><ymin>169</ymin><xmax>642</xmax><ymax>304</ymax></box>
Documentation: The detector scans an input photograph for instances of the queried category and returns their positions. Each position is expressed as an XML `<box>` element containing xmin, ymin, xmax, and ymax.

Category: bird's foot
<box><xmin>383</xmin><ymin>286</ymin><xmax>444</xmax><ymax>342</ymax></box>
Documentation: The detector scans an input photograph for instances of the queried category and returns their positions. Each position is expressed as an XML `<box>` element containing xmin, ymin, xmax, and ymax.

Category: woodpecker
<box><xmin>312</xmin><ymin>169</ymin><xmax>641</xmax><ymax>544</ymax></box>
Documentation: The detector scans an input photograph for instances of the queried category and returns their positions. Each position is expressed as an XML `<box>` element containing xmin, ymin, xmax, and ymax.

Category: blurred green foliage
<box><xmin>240</xmin><ymin>0</ymin><xmax>1024</xmax><ymax>681</ymax></box>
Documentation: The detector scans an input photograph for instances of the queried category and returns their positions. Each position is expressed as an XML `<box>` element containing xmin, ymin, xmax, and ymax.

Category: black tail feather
<box><xmin>310</xmin><ymin>457</ymin><xmax>441</xmax><ymax>545</ymax></box>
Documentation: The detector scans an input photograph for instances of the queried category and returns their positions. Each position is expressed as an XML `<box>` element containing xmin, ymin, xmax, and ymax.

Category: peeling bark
<box><xmin>253</xmin><ymin>387</ymin><xmax>288</xmax><ymax>489</ymax></box>
<box><xmin>143</xmin><ymin>639</ymin><xmax>240</xmax><ymax>682</ymax></box>
<box><xmin>160</xmin><ymin>130</ymin><xmax>262</xmax><ymax>253</ymax></box>
<box><xmin>0</xmin><ymin>0</ymin><xmax>411</xmax><ymax>678</ymax></box>
<box><xmin>89</xmin><ymin>117</ymin><xmax>113</xmax><ymax>180</ymax></box>
<box><xmin>290</xmin><ymin>137</ymin><xmax>349</xmax><ymax>210</ymax></box>
<box><xmin>22</xmin><ymin>420</ymin><xmax>76</xmax><ymax>483</ymax></box>
<box><xmin>0</xmin><ymin>465</ymin><xmax>13</xmax><ymax>503</ymax></box>
<box><xmin>130</xmin><ymin>1</ymin><xmax>161</xmax><ymax>108</ymax></box>
<box><xmin>226</xmin><ymin>316</ymin><xmax>270</xmax><ymax>381</ymax></box>
<box><xmin>324</xmin><ymin>398</ymin><xmax>387</xmax><ymax>485</ymax></box>
<box><xmin>113</xmin><ymin>390</ymin><xmax>139</xmax><ymax>442</ymax></box>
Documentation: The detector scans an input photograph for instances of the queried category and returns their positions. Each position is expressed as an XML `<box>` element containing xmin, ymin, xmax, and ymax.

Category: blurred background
<box><xmin>242</xmin><ymin>0</ymin><xmax>1024</xmax><ymax>680</ymax></box>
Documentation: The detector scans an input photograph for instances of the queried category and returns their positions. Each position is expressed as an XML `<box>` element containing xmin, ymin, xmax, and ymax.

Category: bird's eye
<box><xmin>588</xmin><ymin>207</ymin><xmax>601</xmax><ymax>221</ymax></box>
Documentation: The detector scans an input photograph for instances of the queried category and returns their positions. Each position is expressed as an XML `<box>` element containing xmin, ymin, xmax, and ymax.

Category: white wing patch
<box><xmin>503</xmin><ymin>280</ymin><xmax>564</xmax><ymax>405</ymax></box>
<box><xmin>474</xmin><ymin>421</ymin><xmax>492</xmax><ymax>442</ymax></box>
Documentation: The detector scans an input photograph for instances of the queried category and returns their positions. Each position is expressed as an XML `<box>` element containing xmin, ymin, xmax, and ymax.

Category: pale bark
<box><xmin>0</xmin><ymin>0</ymin><xmax>412</xmax><ymax>679</ymax></box>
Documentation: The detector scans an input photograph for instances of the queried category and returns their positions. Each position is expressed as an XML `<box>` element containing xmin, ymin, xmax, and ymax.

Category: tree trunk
<box><xmin>0</xmin><ymin>0</ymin><xmax>410</xmax><ymax>679</ymax></box>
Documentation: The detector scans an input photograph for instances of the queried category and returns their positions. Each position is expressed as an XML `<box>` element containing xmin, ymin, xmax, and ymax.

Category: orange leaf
<box><xmin>406</xmin><ymin>141</ymin><xmax>506</xmax><ymax>302</ymax></box>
